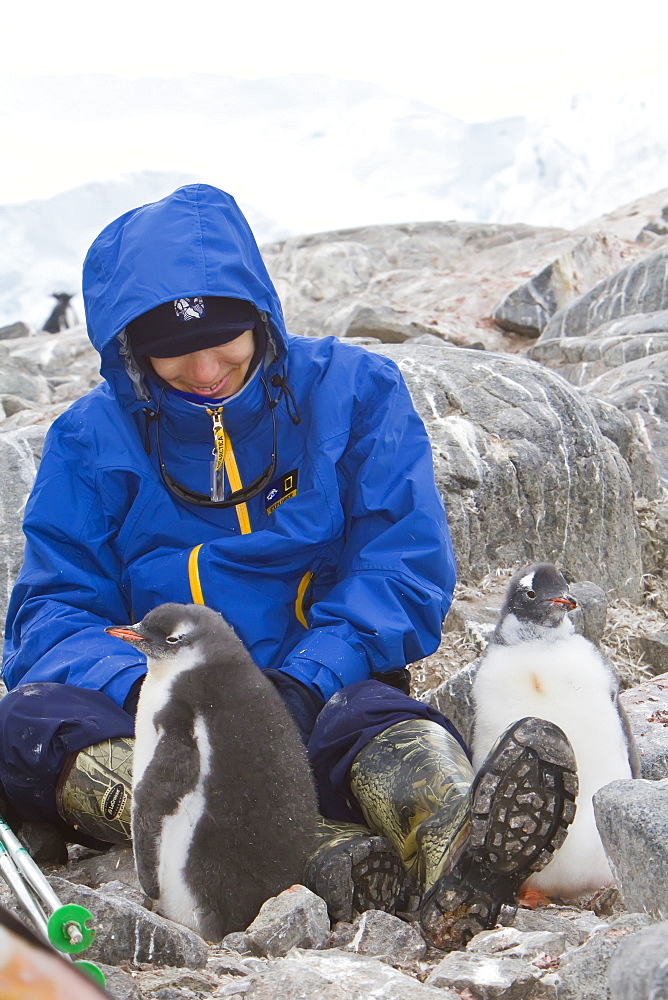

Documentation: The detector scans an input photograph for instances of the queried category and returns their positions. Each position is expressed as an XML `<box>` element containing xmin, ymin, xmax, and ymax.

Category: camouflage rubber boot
<box><xmin>55</xmin><ymin>736</ymin><xmax>134</xmax><ymax>844</ymax></box>
<box><xmin>350</xmin><ymin>717</ymin><xmax>578</xmax><ymax>950</ymax></box>
<box><xmin>303</xmin><ymin>815</ymin><xmax>418</xmax><ymax>923</ymax></box>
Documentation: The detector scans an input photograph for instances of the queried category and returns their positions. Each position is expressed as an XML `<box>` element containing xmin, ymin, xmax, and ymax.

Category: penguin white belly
<box><xmin>133</xmin><ymin>673</ymin><xmax>174</xmax><ymax>787</ymax></box>
<box><xmin>472</xmin><ymin>636</ymin><xmax>632</xmax><ymax>898</ymax></box>
<box><xmin>155</xmin><ymin>715</ymin><xmax>212</xmax><ymax>932</ymax></box>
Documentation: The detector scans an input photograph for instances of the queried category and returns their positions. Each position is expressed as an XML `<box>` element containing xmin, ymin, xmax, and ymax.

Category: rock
<box><xmin>96</xmin><ymin>963</ymin><xmax>147</xmax><ymax>999</ymax></box>
<box><xmin>0</xmin><ymin>424</ymin><xmax>52</xmax><ymax>636</ymax></box>
<box><xmin>583</xmin><ymin>395</ymin><xmax>663</xmax><ymax>502</ymax></box>
<box><xmin>540</xmin><ymin>249</ymin><xmax>668</xmax><ymax>341</ymax></box>
<box><xmin>264</xmin><ymin>220</ymin><xmax>585</xmax><ymax>352</ymax></box>
<box><xmin>632</xmin><ymin>633</ymin><xmax>668</xmax><ymax>676</ymax></box>
<box><xmin>467</xmin><ymin>926</ymin><xmax>569</xmax><ymax>961</ymax></box>
<box><xmin>220</xmin><ymin>932</ymin><xmax>255</xmax><ymax>955</ymax></box>
<box><xmin>527</xmin><ymin>311</ymin><xmax>668</xmax><ymax>386</ymax></box>
<box><xmin>502</xmin><ymin>906</ymin><xmax>607</xmax><ymax>948</ymax></box>
<box><xmin>341</xmin><ymin>910</ymin><xmax>426</xmax><ymax>964</ymax></box>
<box><xmin>0</xmin><ymin>321</ymin><xmax>34</xmax><ymax>340</ymax></box>
<box><xmin>494</xmin><ymin>233</ymin><xmax>632</xmax><ymax>337</ymax></box>
<box><xmin>250</xmin><ymin>948</ymin><xmax>450</xmax><ymax>999</ymax></box>
<box><xmin>620</xmin><ymin>674</ymin><xmax>668</xmax><ymax>779</ymax></box>
<box><xmin>63</xmin><ymin>844</ymin><xmax>142</xmax><ymax>893</ymax></box>
<box><xmin>244</xmin><ymin>885</ymin><xmax>330</xmax><ymax>958</ymax></box>
<box><xmin>583</xmin><ymin>351</ymin><xmax>668</xmax><ymax>491</ymax></box>
<box><xmin>49</xmin><ymin>876</ymin><xmax>208</xmax><ymax>969</ymax></box>
<box><xmin>567</xmin><ymin>582</ymin><xmax>608</xmax><ymax>643</ymax></box>
<box><xmin>0</xmin><ymin>363</ymin><xmax>50</xmax><ymax>404</ymax></box>
<box><xmin>133</xmin><ymin>967</ymin><xmax>216</xmax><ymax>996</ymax></box>
<box><xmin>594</xmin><ymin>778</ymin><xmax>668</xmax><ymax>918</ymax></box>
<box><xmin>424</xmin><ymin>660</ymin><xmax>480</xmax><ymax>746</ymax></box>
<box><xmin>371</xmin><ymin>343</ymin><xmax>642</xmax><ymax>599</ymax></box>
<box><xmin>343</xmin><ymin>305</ymin><xmax>454</xmax><ymax>345</ymax></box>
<box><xmin>425</xmin><ymin>949</ymin><xmax>540</xmax><ymax>998</ymax></box>
<box><xmin>551</xmin><ymin>912</ymin><xmax>652</xmax><ymax>1000</ymax></box>
<box><xmin>607</xmin><ymin>923</ymin><xmax>668</xmax><ymax>1000</ymax></box>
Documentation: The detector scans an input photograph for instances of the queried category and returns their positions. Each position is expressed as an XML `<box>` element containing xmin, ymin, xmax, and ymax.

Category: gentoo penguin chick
<box><xmin>106</xmin><ymin>603</ymin><xmax>318</xmax><ymax>941</ymax></box>
<box><xmin>470</xmin><ymin>563</ymin><xmax>639</xmax><ymax>901</ymax></box>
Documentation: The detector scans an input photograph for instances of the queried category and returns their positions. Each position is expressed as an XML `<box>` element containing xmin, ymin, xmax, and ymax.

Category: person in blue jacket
<box><xmin>0</xmin><ymin>185</ymin><xmax>576</xmax><ymax>948</ymax></box>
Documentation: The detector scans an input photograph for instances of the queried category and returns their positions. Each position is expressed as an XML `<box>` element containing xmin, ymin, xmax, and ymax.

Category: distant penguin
<box><xmin>470</xmin><ymin>562</ymin><xmax>640</xmax><ymax>901</ymax></box>
<box><xmin>42</xmin><ymin>292</ymin><xmax>77</xmax><ymax>333</ymax></box>
<box><xmin>106</xmin><ymin>603</ymin><xmax>318</xmax><ymax>941</ymax></box>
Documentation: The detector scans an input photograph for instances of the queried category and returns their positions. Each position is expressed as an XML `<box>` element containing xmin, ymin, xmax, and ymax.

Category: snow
<box><xmin>1</xmin><ymin>73</ymin><xmax>667</xmax><ymax>328</ymax></box>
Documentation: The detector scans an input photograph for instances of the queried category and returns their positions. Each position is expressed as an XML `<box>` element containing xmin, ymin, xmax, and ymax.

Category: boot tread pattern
<box><xmin>420</xmin><ymin>716</ymin><xmax>578</xmax><ymax>952</ymax></box>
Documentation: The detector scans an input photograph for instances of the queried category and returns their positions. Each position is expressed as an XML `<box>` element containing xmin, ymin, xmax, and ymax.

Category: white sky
<box><xmin>6</xmin><ymin>0</ymin><xmax>667</xmax><ymax>121</ymax></box>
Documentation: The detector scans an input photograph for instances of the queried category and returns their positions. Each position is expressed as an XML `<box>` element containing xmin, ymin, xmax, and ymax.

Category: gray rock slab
<box><xmin>264</xmin><ymin>220</ymin><xmax>583</xmax><ymax>353</ymax></box>
<box><xmin>620</xmin><ymin>674</ymin><xmax>668</xmax><ymax>779</ymax></box>
<box><xmin>540</xmin><ymin>249</ymin><xmax>668</xmax><ymax>341</ymax></box>
<box><xmin>494</xmin><ymin>233</ymin><xmax>631</xmax><ymax>337</ymax></box>
<box><xmin>0</xmin><ymin>321</ymin><xmax>34</xmax><ymax>340</ymax></box>
<box><xmin>370</xmin><ymin>343</ymin><xmax>642</xmax><ymax>598</ymax></box>
<box><xmin>632</xmin><ymin>632</ymin><xmax>668</xmax><ymax>676</ymax></box>
<box><xmin>341</xmin><ymin>909</ymin><xmax>426</xmax><ymax>964</ymax></box>
<box><xmin>261</xmin><ymin>948</ymin><xmax>452</xmax><ymax>1000</ymax></box>
<box><xmin>244</xmin><ymin>885</ymin><xmax>330</xmax><ymax>958</ymax></box>
<box><xmin>467</xmin><ymin>926</ymin><xmax>569</xmax><ymax>960</ymax></box>
<box><xmin>502</xmin><ymin>906</ymin><xmax>607</xmax><ymax>948</ymax></box>
<box><xmin>424</xmin><ymin>660</ymin><xmax>480</xmax><ymax>746</ymax></box>
<box><xmin>0</xmin><ymin>423</ymin><xmax>52</xmax><ymax>637</ymax></box>
<box><xmin>583</xmin><ymin>350</ymin><xmax>668</xmax><ymax>491</ymax></box>
<box><xmin>607</xmin><ymin>922</ymin><xmax>668</xmax><ymax>1000</ymax></box>
<box><xmin>64</xmin><ymin>845</ymin><xmax>142</xmax><ymax>892</ymax></box>
<box><xmin>583</xmin><ymin>395</ymin><xmax>663</xmax><ymax>502</ymax></box>
<box><xmin>343</xmin><ymin>305</ymin><xmax>455</xmax><ymax>345</ymax></box>
<box><xmin>97</xmin><ymin>963</ymin><xmax>147</xmax><ymax>999</ymax></box>
<box><xmin>594</xmin><ymin>778</ymin><xmax>668</xmax><ymax>918</ymax></box>
<box><xmin>551</xmin><ymin>912</ymin><xmax>652</xmax><ymax>1000</ymax></box>
<box><xmin>426</xmin><ymin>950</ymin><xmax>541</xmax><ymax>998</ymax></box>
<box><xmin>50</xmin><ymin>875</ymin><xmax>208</xmax><ymax>969</ymax></box>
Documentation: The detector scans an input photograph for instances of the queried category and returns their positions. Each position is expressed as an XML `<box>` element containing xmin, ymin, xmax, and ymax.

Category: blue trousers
<box><xmin>0</xmin><ymin>679</ymin><xmax>468</xmax><ymax>830</ymax></box>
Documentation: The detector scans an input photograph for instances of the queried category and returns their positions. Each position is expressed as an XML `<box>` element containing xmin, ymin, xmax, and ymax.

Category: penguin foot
<box><xmin>304</xmin><ymin>821</ymin><xmax>416</xmax><ymax>922</ymax></box>
<box><xmin>420</xmin><ymin>716</ymin><xmax>578</xmax><ymax>950</ymax></box>
<box><xmin>518</xmin><ymin>886</ymin><xmax>553</xmax><ymax>909</ymax></box>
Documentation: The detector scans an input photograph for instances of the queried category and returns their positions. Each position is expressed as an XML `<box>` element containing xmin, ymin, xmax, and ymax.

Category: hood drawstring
<box><xmin>270</xmin><ymin>372</ymin><xmax>301</xmax><ymax>425</ymax></box>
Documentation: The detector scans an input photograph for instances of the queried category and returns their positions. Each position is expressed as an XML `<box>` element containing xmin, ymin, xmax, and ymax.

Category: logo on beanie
<box><xmin>174</xmin><ymin>297</ymin><xmax>205</xmax><ymax>322</ymax></box>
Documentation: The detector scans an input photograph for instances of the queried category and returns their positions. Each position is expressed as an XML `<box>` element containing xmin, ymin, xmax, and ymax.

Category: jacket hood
<box><xmin>82</xmin><ymin>184</ymin><xmax>288</xmax><ymax>411</ymax></box>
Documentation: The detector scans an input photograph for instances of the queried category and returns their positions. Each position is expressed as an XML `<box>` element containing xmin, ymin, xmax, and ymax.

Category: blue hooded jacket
<box><xmin>2</xmin><ymin>185</ymin><xmax>456</xmax><ymax>708</ymax></box>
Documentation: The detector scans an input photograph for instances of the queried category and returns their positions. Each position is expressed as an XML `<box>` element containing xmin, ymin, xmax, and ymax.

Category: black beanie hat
<box><xmin>126</xmin><ymin>296</ymin><xmax>258</xmax><ymax>358</ymax></box>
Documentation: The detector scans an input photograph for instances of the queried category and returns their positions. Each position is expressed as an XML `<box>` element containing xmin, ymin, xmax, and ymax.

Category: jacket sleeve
<box><xmin>2</xmin><ymin>415</ymin><xmax>147</xmax><ymax>709</ymax></box>
<box><xmin>279</xmin><ymin>359</ymin><xmax>457</xmax><ymax>702</ymax></box>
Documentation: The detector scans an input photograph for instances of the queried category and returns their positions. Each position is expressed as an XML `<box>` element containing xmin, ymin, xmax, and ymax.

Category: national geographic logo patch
<box><xmin>265</xmin><ymin>469</ymin><xmax>299</xmax><ymax>515</ymax></box>
<box><xmin>102</xmin><ymin>782</ymin><xmax>127</xmax><ymax>821</ymax></box>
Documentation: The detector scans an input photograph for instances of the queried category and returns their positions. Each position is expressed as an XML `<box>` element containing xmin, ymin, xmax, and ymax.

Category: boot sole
<box><xmin>420</xmin><ymin>716</ymin><xmax>578</xmax><ymax>950</ymax></box>
<box><xmin>304</xmin><ymin>832</ymin><xmax>414</xmax><ymax>923</ymax></box>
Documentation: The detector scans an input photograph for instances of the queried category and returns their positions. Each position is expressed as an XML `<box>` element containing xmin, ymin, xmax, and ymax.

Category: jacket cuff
<box><xmin>281</xmin><ymin>632</ymin><xmax>370</xmax><ymax>702</ymax></box>
<box><xmin>101</xmin><ymin>664</ymin><xmax>147</xmax><ymax>713</ymax></box>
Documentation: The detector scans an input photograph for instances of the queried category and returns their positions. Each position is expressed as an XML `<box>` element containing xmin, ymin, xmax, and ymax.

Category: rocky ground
<box><xmin>0</xmin><ymin>185</ymin><xmax>665</xmax><ymax>998</ymax></box>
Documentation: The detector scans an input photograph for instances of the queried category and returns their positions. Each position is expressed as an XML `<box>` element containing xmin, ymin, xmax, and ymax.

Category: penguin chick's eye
<box><xmin>166</xmin><ymin>633</ymin><xmax>186</xmax><ymax>644</ymax></box>
<box><xmin>526</xmin><ymin>590</ymin><xmax>536</xmax><ymax>599</ymax></box>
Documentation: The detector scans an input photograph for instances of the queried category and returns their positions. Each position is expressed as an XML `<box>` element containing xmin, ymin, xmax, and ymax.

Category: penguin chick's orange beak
<box><xmin>550</xmin><ymin>596</ymin><xmax>577</xmax><ymax>611</ymax></box>
<box><xmin>105</xmin><ymin>626</ymin><xmax>146</xmax><ymax>644</ymax></box>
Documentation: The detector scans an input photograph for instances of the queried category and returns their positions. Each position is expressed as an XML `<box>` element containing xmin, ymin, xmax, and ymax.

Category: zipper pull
<box><xmin>208</xmin><ymin>407</ymin><xmax>226</xmax><ymax>501</ymax></box>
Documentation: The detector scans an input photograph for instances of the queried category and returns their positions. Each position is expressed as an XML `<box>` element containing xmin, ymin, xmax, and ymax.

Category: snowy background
<box><xmin>2</xmin><ymin>0</ymin><xmax>668</xmax><ymax>328</ymax></box>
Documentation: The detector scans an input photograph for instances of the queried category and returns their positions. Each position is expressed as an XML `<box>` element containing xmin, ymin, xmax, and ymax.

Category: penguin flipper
<box><xmin>617</xmin><ymin>698</ymin><xmax>642</xmax><ymax>778</ymax></box>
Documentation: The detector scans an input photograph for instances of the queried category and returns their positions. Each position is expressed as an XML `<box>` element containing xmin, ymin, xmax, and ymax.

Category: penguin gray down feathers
<box><xmin>107</xmin><ymin>603</ymin><xmax>318</xmax><ymax>941</ymax></box>
<box><xmin>470</xmin><ymin>563</ymin><xmax>639</xmax><ymax>900</ymax></box>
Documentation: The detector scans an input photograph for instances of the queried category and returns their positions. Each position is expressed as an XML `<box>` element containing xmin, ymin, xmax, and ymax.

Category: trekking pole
<box><xmin>0</xmin><ymin>816</ymin><xmax>105</xmax><ymax>987</ymax></box>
